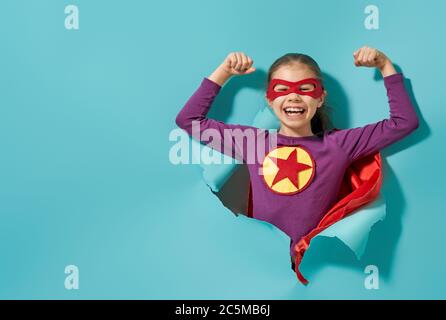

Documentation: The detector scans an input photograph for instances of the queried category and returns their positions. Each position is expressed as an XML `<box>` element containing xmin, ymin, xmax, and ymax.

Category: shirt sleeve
<box><xmin>327</xmin><ymin>73</ymin><xmax>419</xmax><ymax>163</ymax></box>
<box><xmin>175</xmin><ymin>77</ymin><xmax>262</xmax><ymax>164</ymax></box>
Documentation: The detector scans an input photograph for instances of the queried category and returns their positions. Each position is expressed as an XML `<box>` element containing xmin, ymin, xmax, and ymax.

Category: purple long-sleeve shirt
<box><xmin>176</xmin><ymin>73</ymin><xmax>419</xmax><ymax>257</ymax></box>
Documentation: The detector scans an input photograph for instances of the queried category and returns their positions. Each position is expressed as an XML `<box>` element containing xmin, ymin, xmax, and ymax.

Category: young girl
<box><xmin>175</xmin><ymin>46</ymin><xmax>419</xmax><ymax>284</ymax></box>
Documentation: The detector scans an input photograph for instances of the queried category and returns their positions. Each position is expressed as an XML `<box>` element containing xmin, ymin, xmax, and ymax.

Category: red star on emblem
<box><xmin>270</xmin><ymin>149</ymin><xmax>312</xmax><ymax>190</ymax></box>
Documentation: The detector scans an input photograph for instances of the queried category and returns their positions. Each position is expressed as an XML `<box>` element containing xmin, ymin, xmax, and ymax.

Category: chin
<box><xmin>281</xmin><ymin>118</ymin><xmax>309</xmax><ymax>128</ymax></box>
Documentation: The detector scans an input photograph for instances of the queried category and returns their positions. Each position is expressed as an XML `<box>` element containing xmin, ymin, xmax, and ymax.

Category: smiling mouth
<box><xmin>283</xmin><ymin>107</ymin><xmax>306</xmax><ymax>117</ymax></box>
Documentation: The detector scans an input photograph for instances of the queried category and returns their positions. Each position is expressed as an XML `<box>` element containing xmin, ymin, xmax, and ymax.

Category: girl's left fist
<box><xmin>353</xmin><ymin>46</ymin><xmax>389</xmax><ymax>69</ymax></box>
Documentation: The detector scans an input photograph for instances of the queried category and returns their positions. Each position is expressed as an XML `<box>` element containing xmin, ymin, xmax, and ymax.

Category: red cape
<box><xmin>247</xmin><ymin>132</ymin><xmax>383</xmax><ymax>285</ymax></box>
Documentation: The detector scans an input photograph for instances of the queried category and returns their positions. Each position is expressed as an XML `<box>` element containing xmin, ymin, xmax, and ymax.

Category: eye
<box><xmin>274</xmin><ymin>86</ymin><xmax>288</xmax><ymax>92</ymax></box>
<box><xmin>300</xmin><ymin>84</ymin><xmax>315</xmax><ymax>91</ymax></box>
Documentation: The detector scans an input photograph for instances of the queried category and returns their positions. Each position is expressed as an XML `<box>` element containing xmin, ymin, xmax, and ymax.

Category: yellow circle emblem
<box><xmin>261</xmin><ymin>146</ymin><xmax>315</xmax><ymax>195</ymax></box>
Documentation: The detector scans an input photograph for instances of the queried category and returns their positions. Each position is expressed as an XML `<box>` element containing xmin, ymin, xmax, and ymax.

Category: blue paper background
<box><xmin>0</xmin><ymin>0</ymin><xmax>443</xmax><ymax>299</ymax></box>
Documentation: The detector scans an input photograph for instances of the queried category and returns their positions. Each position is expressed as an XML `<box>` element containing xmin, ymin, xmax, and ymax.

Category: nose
<box><xmin>287</xmin><ymin>92</ymin><xmax>302</xmax><ymax>101</ymax></box>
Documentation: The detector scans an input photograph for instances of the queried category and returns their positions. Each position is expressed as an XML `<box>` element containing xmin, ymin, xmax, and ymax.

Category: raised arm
<box><xmin>175</xmin><ymin>52</ymin><xmax>262</xmax><ymax>164</ymax></box>
<box><xmin>327</xmin><ymin>46</ymin><xmax>419</xmax><ymax>163</ymax></box>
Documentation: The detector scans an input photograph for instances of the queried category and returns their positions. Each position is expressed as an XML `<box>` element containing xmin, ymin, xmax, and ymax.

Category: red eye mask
<box><xmin>266</xmin><ymin>78</ymin><xmax>324</xmax><ymax>101</ymax></box>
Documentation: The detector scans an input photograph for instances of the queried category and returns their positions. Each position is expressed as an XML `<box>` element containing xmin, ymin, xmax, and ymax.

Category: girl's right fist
<box><xmin>220</xmin><ymin>52</ymin><xmax>256</xmax><ymax>76</ymax></box>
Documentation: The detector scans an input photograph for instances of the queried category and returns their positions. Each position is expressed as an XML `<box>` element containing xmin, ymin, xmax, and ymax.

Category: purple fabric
<box><xmin>175</xmin><ymin>73</ymin><xmax>419</xmax><ymax>256</ymax></box>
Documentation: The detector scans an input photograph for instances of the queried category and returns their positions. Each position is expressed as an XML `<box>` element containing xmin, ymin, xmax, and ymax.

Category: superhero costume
<box><xmin>175</xmin><ymin>72</ymin><xmax>418</xmax><ymax>285</ymax></box>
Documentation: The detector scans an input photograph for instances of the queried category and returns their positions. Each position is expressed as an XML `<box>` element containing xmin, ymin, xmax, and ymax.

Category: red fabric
<box><xmin>266</xmin><ymin>78</ymin><xmax>324</xmax><ymax>101</ymax></box>
<box><xmin>246</xmin><ymin>133</ymin><xmax>383</xmax><ymax>285</ymax></box>
<box><xmin>294</xmin><ymin>151</ymin><xmax>382</xmax><ymax>285</ymax></box>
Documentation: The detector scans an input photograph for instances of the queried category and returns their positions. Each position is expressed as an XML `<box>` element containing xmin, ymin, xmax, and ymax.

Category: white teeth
<box><xmin>284</xmin><ymin>107</ymin><xmax>305</xmax><ymax>112</ymax></box>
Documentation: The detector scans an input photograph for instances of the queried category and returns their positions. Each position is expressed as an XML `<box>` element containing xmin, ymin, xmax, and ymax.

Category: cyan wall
<box><xmin>0</xmin><ymin>0</ymin><xmax>443</xmax><ymax>299</ymax></box>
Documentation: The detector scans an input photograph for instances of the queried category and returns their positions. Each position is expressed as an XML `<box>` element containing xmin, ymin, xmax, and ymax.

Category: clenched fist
<box><xmin>208</xmin><ymin>52</ymin><xmax>256</xmax><ymax>86</ymax></box>
<box><xmin>353</xmin><ymin>46</ymin><xmax>389</xmax><ymax>69</ymax></box>
<box><xmin>221</xmin><ymin>52</ymin><xmax>256</xmax><ymax>75</ymax></box>
<box><xmin>353</xmin><ymin>46</ymin><xmax>397</xmax><ymax>77</ymax></box>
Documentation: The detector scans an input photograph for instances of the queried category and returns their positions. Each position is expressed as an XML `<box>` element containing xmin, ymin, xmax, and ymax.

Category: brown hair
<box><xmin>266</xmin><ymin>53</ymin><xmax>333</xmax><ymax>137</ymax></box>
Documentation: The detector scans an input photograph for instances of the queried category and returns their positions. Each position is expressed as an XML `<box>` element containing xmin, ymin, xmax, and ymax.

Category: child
<box><xmin>175</xmin><ymin>47</ymin><xmax>419</xmax><ymax>284</ymax></box>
